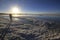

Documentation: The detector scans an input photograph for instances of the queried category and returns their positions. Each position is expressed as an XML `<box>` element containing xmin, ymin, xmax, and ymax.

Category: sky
<box><xmin>0</xmin><ymin>0</ymin><xmax>60</xmax><ymax>13</ymax></box>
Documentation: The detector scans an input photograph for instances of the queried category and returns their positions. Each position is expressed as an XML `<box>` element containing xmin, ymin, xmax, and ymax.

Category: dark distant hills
<box><xmin>0</xmin><ymin>13</ymin><xmax>60</xmax><ymax>16</ymax></box>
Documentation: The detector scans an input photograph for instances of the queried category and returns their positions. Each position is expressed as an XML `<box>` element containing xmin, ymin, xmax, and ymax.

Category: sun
<box><xmin>11</xmin><ymin>7</ymin><xmax>20</xmax><ymax>14</ymax></box>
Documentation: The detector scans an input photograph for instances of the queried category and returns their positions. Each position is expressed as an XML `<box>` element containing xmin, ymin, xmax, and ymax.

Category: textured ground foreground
<box><xmin>0</xmin><ymin>16</ymin><xmax>60</xmax><ymax>40</ymax></box>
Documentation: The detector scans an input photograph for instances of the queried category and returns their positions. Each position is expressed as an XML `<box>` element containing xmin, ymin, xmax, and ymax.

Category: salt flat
<box><xmin>0</xmin><ymin>15</ymin><xmax>60</xmax><ymax>40</ymax></box>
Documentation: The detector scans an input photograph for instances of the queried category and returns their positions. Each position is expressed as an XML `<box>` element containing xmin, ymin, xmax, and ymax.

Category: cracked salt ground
<box><xmin>0</xmin><ymin>16</ymin><xmax>60</xmax><ymax>40</ymax></box>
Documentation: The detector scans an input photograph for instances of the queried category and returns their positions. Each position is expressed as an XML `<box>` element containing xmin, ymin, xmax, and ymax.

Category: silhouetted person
<box><xmin>9</xmin><ymin>14</ymin><xmax>12</xmax><ymax>22</ymax></box>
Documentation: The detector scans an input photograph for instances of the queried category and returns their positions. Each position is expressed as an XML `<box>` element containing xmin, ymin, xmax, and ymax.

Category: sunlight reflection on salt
<box><xmin>13</xmin><ymin>18</ymin><xmax>19</xmax><ymax>21</ymax></box>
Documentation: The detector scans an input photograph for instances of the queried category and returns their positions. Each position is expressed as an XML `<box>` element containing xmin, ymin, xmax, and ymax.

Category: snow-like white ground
<box><xmin>0</xmin><ymin>16</ymin><xmax>60</xmax><ymax>40</ymax></box>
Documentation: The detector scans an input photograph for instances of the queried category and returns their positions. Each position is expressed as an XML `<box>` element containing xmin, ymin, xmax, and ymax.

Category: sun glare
<box><xmin>11</xmin><ymin>7</ymin><xmax>20</xmax><ymax>14</ymax></box>
<box><xmin>10</xmin><ymin>6</ymin><xmax>22</xmax><ymax>17</ymax></box>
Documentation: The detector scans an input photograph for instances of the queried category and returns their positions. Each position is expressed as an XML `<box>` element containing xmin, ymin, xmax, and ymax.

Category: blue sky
<box><xmin>0</xmin><ymin>0</ymin><xmax>60</xmax><ymax>13</ymax></box>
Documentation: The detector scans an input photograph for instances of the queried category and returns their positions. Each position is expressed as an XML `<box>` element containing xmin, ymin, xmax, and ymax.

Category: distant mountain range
<box><xmin>0</xmin><ymin>13</ymin><xmax>60</xmax><ymax>16</ymax></box>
